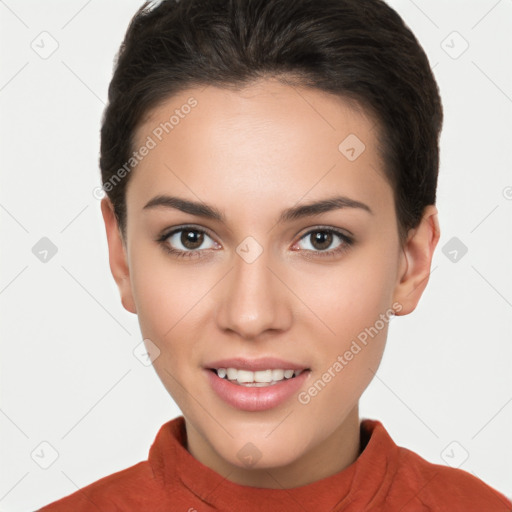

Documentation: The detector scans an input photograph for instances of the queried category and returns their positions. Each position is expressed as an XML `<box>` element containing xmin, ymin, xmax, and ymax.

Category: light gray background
<box><xmin>1</xmin><ymin>0</ymin><xmax>511</xmax><ymax>510</ymax></box>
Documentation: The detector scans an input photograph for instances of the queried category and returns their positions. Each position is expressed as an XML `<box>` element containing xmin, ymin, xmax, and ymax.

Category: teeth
<box><xmin>255</xmin><ymin>369</ymin><xmax>273</xmax><ymax>383</ymax></box>
<box><xmin>271</xmin><ymin>369</ymin><xmax>284</xmax><ymax>381</ymax></box>
<box><xmin>214</xmin><ymin>367</ymin><xmax>305</xmax><ymax>386</ymax></box>
<box><xmin>237</xmin><ymin>369</ymin><xmax>254</xmax><ymax>383</ymax></box>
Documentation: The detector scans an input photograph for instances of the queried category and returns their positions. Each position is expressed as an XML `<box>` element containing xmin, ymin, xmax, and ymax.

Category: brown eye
<box><xmin>181</xmin><ymin>229</ymin><xmax>204</xmax><ymax>250</ymax></box>
<box><xmin>309</xmin><ymin>231</ymin><xmax>333</xmax><ymax>250</ymax></box>
<box><xmin>162</xmin><ymin>227</ymin><xmax>218</xmax><ymax>254</ymax></box>
<box><xmin>294</xmin><ymin>227</ymin><xmax>353</xmax><ymax>258</ymax></box>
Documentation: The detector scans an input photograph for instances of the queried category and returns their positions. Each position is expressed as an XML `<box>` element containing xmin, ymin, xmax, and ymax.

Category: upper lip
<box><xmin>204</xmin><ymin>357</ymin><xmax>309</xmax><ymax>371</ymax></box>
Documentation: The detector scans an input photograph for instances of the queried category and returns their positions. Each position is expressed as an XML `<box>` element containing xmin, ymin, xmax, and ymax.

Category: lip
<box><xmin>205</xmin><ymin>367</ymin><xmax>311</xmax><ymax>412</ymax></box>
<box><xmin>204</xmin><ymin>357</ymin><xmax>309</xmax><ymax>372</ymax></box>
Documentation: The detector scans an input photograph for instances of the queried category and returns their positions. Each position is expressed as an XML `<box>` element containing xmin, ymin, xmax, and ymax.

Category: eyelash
<box><xmin>156</xmin><ymin>225</ymin><xmax>354</xmax><ymax>261</ymax></box>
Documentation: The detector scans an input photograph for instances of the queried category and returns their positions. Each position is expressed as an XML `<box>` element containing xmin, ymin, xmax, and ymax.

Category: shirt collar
<box><xmin>148</xmin><ymin>416</ymin><xmax>399</xmax><ymax>510</ymax></box>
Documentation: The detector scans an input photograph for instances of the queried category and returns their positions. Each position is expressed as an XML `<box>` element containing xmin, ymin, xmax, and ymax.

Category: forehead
<box><xmin>127</xmin><ymin>79</ymin><xmax>392</xmax><ymax>219</ymax></box>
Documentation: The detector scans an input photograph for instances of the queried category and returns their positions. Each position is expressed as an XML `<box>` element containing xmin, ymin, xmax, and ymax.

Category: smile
<box><xmin>205</xmin><ymin>367</ymin><xmax>310</xmax><ymax>411</ymax></box>
<box><xmin>211</xmin><ymin>368</ymin><xmax>304</xmax><ymax>386</ymax></box>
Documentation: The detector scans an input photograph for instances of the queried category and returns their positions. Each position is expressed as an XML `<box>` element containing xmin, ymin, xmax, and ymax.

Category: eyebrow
<box><xmin>142</xmin><ymin>194</ymin><xmax>373</xmax><ymax>223</ymax></box>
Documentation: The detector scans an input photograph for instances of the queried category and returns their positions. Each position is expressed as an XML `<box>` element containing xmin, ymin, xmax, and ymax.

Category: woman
<box><xmin>39</xmin><ymin>0</ymin><xmax>511</xmax><ymax>509</ymax></box>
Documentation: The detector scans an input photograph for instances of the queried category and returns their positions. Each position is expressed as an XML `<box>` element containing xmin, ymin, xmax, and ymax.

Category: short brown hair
<box><xmin>100</xmin><ymin>0</ymin><xmax>443</xmax><ymax>244</ymax></box>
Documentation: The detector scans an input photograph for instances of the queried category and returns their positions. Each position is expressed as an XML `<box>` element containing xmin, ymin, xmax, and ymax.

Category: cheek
<box><xmin>298</xmin><ymin>277</ymin><xmax>392</xmax><ymax>436</ymax></box>
<box><xmin>128</xmin><ymin>245</ymin><xmax>219</xmax><ymax>379</ymax></box>
<box><xmin>293</xmin><ymin>244</ymin><xmax>396</xmax><ymax>401</ymax></box>
<box><xmin>293</xmin><ymin>249</ymin><xmax>396</xmax><ymax>340</ymax></box>
<box><xmin>129</xmin><ymin>245</ymin><xmax>195</xmax><ymax>345</ymax></box>
<box><xmin>129</xmin><ymin>255</ymin><xmax>204</xmax><ymax>405</ymax></box>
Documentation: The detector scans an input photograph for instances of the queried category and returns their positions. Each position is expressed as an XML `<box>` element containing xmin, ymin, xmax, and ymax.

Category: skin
<box><xmin>100</xmin><ymin>78</ymin><xmax>440</xmax><ymax>489</ymax></box>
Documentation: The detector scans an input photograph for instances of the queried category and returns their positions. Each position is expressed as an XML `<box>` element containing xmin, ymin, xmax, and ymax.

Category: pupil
<box><xmin>312</xmin><ymin>231</ymin><xmax>332</xmax><ymax>250</ymax></box>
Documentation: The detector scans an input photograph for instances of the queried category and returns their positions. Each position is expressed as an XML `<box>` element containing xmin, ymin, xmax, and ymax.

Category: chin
<box><xmin>217</xmin><ymin>424</ymin><xmax>310</xmax><ymax>468</ymax></box>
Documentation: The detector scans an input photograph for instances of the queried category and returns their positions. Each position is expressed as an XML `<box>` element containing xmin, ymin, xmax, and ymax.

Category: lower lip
<box><xmin>205</xmin><ymin>369</ymin><xmax>310</xmax><ymax>412</ymax></box>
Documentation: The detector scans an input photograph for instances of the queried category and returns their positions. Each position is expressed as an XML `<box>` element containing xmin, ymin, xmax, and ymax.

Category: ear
<box><xmin>100</xmin><ymin>197</ymin><xmax>137</xmax><ymax>314</ymax></box>
<box><xmin>392</xmin><ymin>204</ymin><xmax>440</xmax><ymax>316</ymax></box>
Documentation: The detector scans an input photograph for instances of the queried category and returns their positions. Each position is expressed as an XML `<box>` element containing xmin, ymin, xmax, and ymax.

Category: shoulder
<box><xmin>37</xmin><ymin>417</ymin><xmax>185</xmax><ymax>511</ymax></box>
<box><xmin>391</xmin><ymin>444</ymin><xmax>512</xmax><ymax>511</ymax></box>
<box><xmin>361</xmin><ymin>419</ymin><xmax>511</xmax><ymax>511</ymax></box>
<box><xmin>37</xmin><ymin>460</ymin><xmax>163</xmax><ymax>511</ymax></box>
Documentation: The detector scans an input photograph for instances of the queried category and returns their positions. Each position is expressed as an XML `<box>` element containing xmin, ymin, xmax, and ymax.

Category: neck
<box><xmin>185</xmin><ymin>405</ymin><xmax>361</xmax><ymax>489</ymax></box>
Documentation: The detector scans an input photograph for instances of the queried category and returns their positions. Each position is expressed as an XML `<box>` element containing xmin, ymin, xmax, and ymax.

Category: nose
<box><xmin>215</xmin><ymin>247</ymin><xmax>293</xmax><ymax>340</ymax></box>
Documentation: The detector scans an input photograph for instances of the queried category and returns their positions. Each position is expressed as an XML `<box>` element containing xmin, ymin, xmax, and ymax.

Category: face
<box><xmin>102</xmin><ymin>78</ymin><xmax>439</xmax><ymax>488</ymax></box>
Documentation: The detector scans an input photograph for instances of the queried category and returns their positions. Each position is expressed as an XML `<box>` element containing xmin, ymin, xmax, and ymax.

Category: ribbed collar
<box><xmin>148</xmin><ymin>416</ymin><xmax>399</xmax><ymax>511</ymax></box>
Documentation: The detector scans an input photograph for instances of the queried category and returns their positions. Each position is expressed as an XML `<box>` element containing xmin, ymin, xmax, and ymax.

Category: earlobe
<box><xmin>392</xmin><ymin>205</ymin><xmax>440</xmax><ymax>316</ymax></box>
<box><xmin>100</xmin><ymin>197</ymin><xmax>137</xmax><ymax>314</ymax></box>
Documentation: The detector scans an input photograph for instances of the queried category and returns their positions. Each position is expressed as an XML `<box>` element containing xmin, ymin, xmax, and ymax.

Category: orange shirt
<box><xmin>38</xmin><ymin>416</ymin><xmax>512</xmax><ymax>511</ymax></box>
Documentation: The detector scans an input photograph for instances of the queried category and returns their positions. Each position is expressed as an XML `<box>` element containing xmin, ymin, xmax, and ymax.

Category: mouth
<box><xmin>204</xmin><ymin>359</ymin><xmax>311</xmax><ymax>411</ymax></box>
